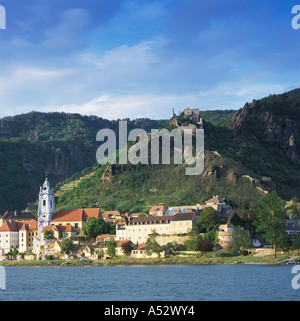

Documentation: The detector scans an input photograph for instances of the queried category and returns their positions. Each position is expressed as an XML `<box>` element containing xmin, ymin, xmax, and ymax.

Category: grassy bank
<box><xmin>0</xmin><ymin>251</ymin><xmax>296</xmax><ymax>267</ymax></box>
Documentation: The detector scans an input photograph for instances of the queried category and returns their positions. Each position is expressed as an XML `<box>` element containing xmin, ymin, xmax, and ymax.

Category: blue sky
<box><xmin>0</xmin><ymin>0</ymin><xmax>299</xmax><ymax>120</ymax></box>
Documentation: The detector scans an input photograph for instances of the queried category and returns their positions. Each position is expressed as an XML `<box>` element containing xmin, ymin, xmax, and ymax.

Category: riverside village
<box><xmin>0</xmin><ymin>176</ymin><xmax>299</xmax><ymax>264</ymax></box>
<box><xmin>0</xmin><ymin>108</ymin><xmax>300</xmax><ymax>265</ymax></box>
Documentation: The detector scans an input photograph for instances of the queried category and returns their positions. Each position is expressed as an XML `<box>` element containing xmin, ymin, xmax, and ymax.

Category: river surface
<box><xmin>0</xmin><ymin>264</ymin><xmax>299</xmax><ymax>301</ymax></box>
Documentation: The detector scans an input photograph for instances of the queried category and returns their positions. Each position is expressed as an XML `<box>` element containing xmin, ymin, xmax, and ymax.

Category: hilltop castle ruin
<box><xmin>170</xmin><ymin>108</ymin><xmax>203</xmax><ymax>131</ymax></box>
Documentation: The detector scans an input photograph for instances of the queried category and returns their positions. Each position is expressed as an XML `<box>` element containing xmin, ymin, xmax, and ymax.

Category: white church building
<box><xmin>37</xmin><ymin>177</ymin><xmax>55</xmax><ymax>239</ymax></box>
<box><xmin>0</xmin><ymin>177</ymin><xmax>55</xmax><ymax>258</ymax></box>
<box><xmin>33</xmin><ymin>177</ymin><xmax>56</xmax><ymax>256</ymax></box>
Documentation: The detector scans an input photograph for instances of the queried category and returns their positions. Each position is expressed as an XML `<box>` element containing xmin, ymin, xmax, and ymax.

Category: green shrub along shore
<box><xmin>1</xmin><ymin>251</ymin><xmax>298</xmax><ymax>267</ymax></box>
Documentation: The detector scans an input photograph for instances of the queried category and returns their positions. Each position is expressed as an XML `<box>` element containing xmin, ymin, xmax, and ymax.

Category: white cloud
<box><xmin>53</xmin><ymin>93</ymin><xmax>201</xmax><ymax>119</ymax></box>
<box><xmin>43</xmin><ymin>8</ymin><xmax>91</xmax><ymax>49</ymax></box>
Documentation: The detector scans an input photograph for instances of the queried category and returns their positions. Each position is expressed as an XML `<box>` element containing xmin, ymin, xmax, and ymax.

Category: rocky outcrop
<box><xmin>101</xmin><ymin>164</ymin><xmax>114</xmax><ymax>183</ymax></box>
<box><xmin>228</xmin><ymin>100</ymin><xmax>259</xmax><ymax>133</ymax></box>
<box><xmin>229</xmin><ymin>97</ymin><xmax>300</xmax><ymax>165</ymax></box>
<box><xmin>226</xmin><ymin>169</ymin><xmax>237</xmax><ymax>184</ymax></box>
<box><xmin>284</xmin><ymin>134</ymin><xmax>300</xmax><ymax>164</ymax></box>
<box><xmin>202</xmin><ymin>166</ymin><xmax>220</xmax><ymax>181</ymax></box>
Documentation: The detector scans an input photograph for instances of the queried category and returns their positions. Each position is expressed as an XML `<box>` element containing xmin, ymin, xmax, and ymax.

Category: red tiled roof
<box><xmin>42</xmin><ymin>224</ymin><xmax>78</xmax><ymax>234</ymax></box>
<box><xmin>149</xmin><ymin>206</ymin><xmax>164</xmax><ymax>213</ymax></box>
<box><xmin>18</xmin><ymin>220</ymin><xmax>38</xmax><ymax>230</ymax></box>
<box><xmin>0</xmin><ymin>220</ymin><xmax>19</xmax><ymax>232</ymax></box>
<box><xmin>56</xmin><ymin>225</ymin><xmax>78</xmax><ymax>233</ymax></box>
<box><xmin>102</xmin><ymin>211</ymin><xmax>121</xmax><ymax>217</ymax></box>
<box><xmin>205</xmin><ymin>196</ymin><xmax>224</xmax><ymax>204</ymax></box>
<box><xmin>51</xmin><ymin>208</ymin><xmax>101</xmax><ymax>222</ymax></box>
<box><xmin>134</xmin><ymin>243</ymin><xmax>147</xmax><ymax>251</ymax></box>
<box><xmin>171</xmin><ymin>212</ymin><xmax>195</xmax><ymax>221</ymax></box>
<box><xmin>96</xmin><ymin>234</ymin><xmax>115</xmax><ymax>240</ymax></box>
<box><xmin>0</xmin><ymin>220</ymin><xmax>37</xmax><ymax>232</ymax></box>
<box><xmin>116</xmin><ymin>240</ymin><xmax>129</xmax><ymax>248</ymax></box>
<box><xmin>124</xmin><ymin>212</ymin><xmax>140</xmax><ymax>217</ymax></box>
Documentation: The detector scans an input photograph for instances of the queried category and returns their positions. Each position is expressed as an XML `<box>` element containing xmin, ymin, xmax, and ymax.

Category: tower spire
<box><xmin>37</xmin><ymin>177</ymin><xmax>55</xmax><ymax>240</ymax></box>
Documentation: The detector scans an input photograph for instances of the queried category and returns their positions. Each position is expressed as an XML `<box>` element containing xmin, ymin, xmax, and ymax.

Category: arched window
<box><xmin>43</xmin><ymin>200</ymin><xmax>46</xmax><ymax>206</ymax></box>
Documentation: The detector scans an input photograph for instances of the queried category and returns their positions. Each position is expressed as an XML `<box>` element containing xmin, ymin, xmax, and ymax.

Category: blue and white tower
<box><xmin>37</xmin><ymin>177</ymin><xmax>55</xmax><ymax>240</ymax></box>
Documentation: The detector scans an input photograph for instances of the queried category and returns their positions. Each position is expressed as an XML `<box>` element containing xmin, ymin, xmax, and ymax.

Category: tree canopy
<box><xmin>60</xmin><ymin>238</ymin><xmax>73</xmax><ymax>254</ymax></box>
<box><xmin>197</xmin><ymin>206</ymin><xmax>220</xmax><ymax>232</ymax></box>
<box><xmin>146</xmin><ymin>230</ymin><xmax>161</xmax><ymax>257</ymax></box>
<box><xmin>254</xmin><ymin>190</ymin><xmax>286</xmax><ymax>257</ymax></box>
<box><xmin>83</xmin><ymin>216</ymin><xmax>111</xmax><ymax>239</ymax></box>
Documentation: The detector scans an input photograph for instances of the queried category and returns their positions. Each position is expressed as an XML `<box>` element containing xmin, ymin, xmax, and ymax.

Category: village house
<box><xmin>124</xmin><ymin>212</ymin><xmax>141</xmax><ymax>218</ymax></box>
<box><xmin>50</xmin><ymin>208</ymin><xmax>102</xmax><ymax>233</ymax></box>
<box><xmin>96</xmin><ymin>234</ymin><xmax>116</xmax><ymax>244</ymax></box>
<box><xmin>101</xmin><ymin>211</ymin><xmax>122</xmax><ymax>223</ymax></box>
<box><xmin>0</xmin><ymin>220</ymin><xmax>38</xmax><ymax>256</ymax></box>
<box><xmin>131</xmin><ymin>243</ymin><xmax>165</xmax><ymax>259</ymax></box>
<box><xmin>41</xmin><ymin>224</ymin><xmax>78</xmax><ymax>241</ymax></box>
<box><xmin>251</xmin><ymin>234</ymin><xmax>272</xmax><ymax>248</ymax></box>
<box><xmin>116</xmin><ymin>212</ymin><xmax>198</xmax><ymax>244</ymax></box>
<box><xmin>18</xmin><ymin>221</ymin><xmax>38</xmax><ymax>253</ymax></box>
<box><xmin>149</xmin><ymin>206</ymin><xmax>166</xmax><ymax>216</ymax></box>
<box><xmin>41</xmin><ymin>240</ymin><xmax>62</xmax><ymax>259</ymax></box>
<box><xmin>170</xmin><ymin>212</ymin><xmax>195</xmax><ymax>234</ymax></box>
<box><xmin>0</xmin><ymin>210</ymin><xmax>36</xmax><ymax>226</ymax></box>
<box><xmin>285</xmin><ymin>220</ymin><xmax>300</xmax><ymax>240</ymax></box>
<box><xmin>205</xmin><ymin>195</ymin><xmax>232</xmax><ymax>223</ymax></box>
<box><xmin>205</xmin><ymin>195</ymin><xmax>227</xmax><ymax>212</ymax></box>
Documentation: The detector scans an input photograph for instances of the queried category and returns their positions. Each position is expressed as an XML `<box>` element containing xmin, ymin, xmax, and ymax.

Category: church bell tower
<box><xmin>37</xmin><ymin>177</ymin><xmax>55</xmax><ymax>239</ymax></box>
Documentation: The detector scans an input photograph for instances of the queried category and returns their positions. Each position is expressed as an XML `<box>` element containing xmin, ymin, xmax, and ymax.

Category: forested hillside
<box><xmin>1</xmin><ymin>88</ymin><xmax>300</xmax><ymax>217</ymax></box>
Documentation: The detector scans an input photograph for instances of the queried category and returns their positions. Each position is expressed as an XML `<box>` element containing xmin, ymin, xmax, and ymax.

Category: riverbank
<box><xmin>1</xmin><ymin>251</ymin><xmax>298</xmax><ymax>267</ymax></box>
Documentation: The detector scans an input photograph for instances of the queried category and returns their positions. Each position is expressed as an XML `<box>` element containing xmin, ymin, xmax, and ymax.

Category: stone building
<box><xmin>116</xmin><ymin>212</ymin><xmax>198</xmax><ymax>244</ymax></box>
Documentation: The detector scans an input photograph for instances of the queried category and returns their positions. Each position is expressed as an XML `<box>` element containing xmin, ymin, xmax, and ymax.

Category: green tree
<box><xmin>197</xmin><ymin>207</ymin><xmax>219</xmax><ymax>232</ymax></box>
<box><xmin>44</xmin><ymin>229</ymin><xmax>55</xmax><ymax>240</ymax></box>
<box><xmin>184</xmin><ymin>229</ymin><xmax>201</xmax><ymax>251</ymax></box>
<box><xmin>110</xmin><ymin>223</ymin><xmax>116</xmax><ymax>235</ymax></box>
<box><xmin>6</xmin><ymin>248</ymin><xmax>19</xmax><ymax>260</ymax></box>
<box><xmin>254</xmin><ymin>190</ymin><xmax>286</xmax><ymax>258</ymax></box>
<box><xmin>107</xmin><ymin>237</ymin><xmax>117</xmax><ymax>257</ymax></box>
<box><xmin>83</xmin><ymin>216</ymin><xmax>110</xmax><ymax>240</ymax></box>
<box><xmin>121</xmin><ymin>240</ymin><xmax>133</xmax><ymax>257</ymax></box>
<box><xmin>146</xmin><ymin>230</ymin><xmax>161</xmax><ymax>258</ymax></box>
<box><xmin>197</xmin><ymin>235</ymin><xmax>214</xmax><ymax>252</ymax></box>
<box><xmin>233</xmin><ymin>226</ymin><xmax>252</xmax><ymax>255</ymax></box>
<box><xmin>61</xmin><ymin>238</ymin><xmax>73</xmax><ymax>254</ymax></box>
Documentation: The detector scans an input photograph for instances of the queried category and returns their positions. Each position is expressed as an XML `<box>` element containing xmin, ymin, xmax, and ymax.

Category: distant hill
<box><xmin>0</xmin><ymin>89</ymin><xmax>300</xmax><ymax>217</ymax></box>
<box><xmin>54</xmin><ymin>89</ymin><xmax>300</xmax><ymax>218</ymax></box>
<box><xmin>0</xmin><ymin>112</ymin><xmax>166</xmax><ymax>214</ymax></box>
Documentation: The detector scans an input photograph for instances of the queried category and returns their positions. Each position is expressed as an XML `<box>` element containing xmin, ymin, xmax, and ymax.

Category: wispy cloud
<box><xmin>0</xmin><ymin>0</ymin><xmax>299</xmax><ymax>119</ymax></box>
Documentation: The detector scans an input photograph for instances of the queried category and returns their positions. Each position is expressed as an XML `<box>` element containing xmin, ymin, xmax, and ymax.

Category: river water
<box><xmin>1</xmin><ymin>264</ymin><xmax>299</xmax><ymax>301</ymax></box>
